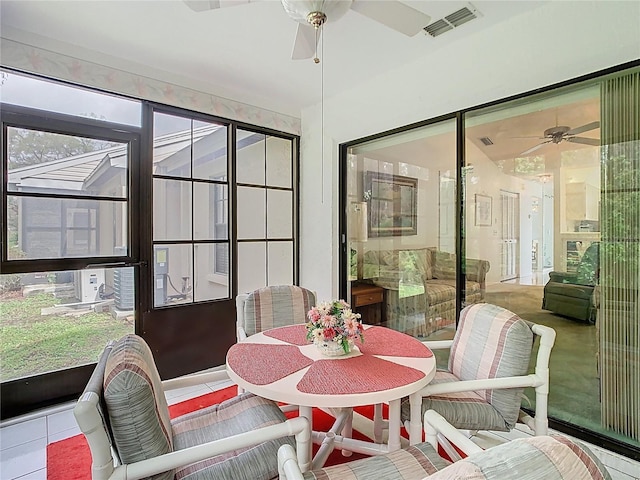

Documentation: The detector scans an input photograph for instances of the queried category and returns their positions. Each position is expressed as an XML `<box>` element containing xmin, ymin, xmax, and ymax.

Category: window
<box><xmin>236</xmin><ymin>130</ymin><xmax>295</xmax><ymax>293</ymax></box>
<box><xmin>212</xmin><ymin>176</ymin><xmax>228</xmax><ymax>276</ymax></box>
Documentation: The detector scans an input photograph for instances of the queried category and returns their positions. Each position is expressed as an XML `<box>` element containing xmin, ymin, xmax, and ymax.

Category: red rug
<box><xmin>46</xmin><ymin>386</ymin><xmax>392</xmax><ymax>480</ymax></box>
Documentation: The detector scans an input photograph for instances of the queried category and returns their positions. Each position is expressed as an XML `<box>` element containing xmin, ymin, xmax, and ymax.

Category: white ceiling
<box><xmin>0</xmin><ymin>0</ymin><xmax>547</xmax><ymax>117</ymax></box>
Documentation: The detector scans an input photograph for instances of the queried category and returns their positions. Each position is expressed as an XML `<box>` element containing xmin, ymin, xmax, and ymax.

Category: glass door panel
<box><xmin>151</xmin><ymin>111</ymin><xmax>229</xmax><ymax>307</ymax></box>
<box><xmin>462</xmin><ymin>78</ymin><xmax>640</xmax><ymax>447</ymax></box>
<box><xmin>238</xmin><ymin>242</ymin><xmax>267</xmax><ymax>293</ymax></box>
<box><xmin>344</xmin><ymin>119</ymin><xmax>458</xmax><ymax>339</ymax></box>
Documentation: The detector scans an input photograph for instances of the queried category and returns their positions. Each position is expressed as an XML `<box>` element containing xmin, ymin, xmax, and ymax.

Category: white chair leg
<box><xmin>409</xmin><ymin>392</ymin><xmax>423</xmax><ymax>445</ymax></box>
<box><xmin>534</xmin><ymin>384</ymin><xmax>549</xmax><ymax>435</ymax></box>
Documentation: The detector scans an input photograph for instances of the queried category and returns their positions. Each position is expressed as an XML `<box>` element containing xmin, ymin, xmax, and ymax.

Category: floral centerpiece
<box><xmin>306</xmin><ymin>300</ymin><xmax>364</xmax><ymax>356</ymax></box>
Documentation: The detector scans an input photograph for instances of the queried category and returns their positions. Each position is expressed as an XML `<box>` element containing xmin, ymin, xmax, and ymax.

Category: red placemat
<box><xmin>227</xmin><ymin>343</ymin><xmax>312</xmax><ymax>385</ymax></box>
<box><xmin>263</xmin><ymin>324</ymin><xmax>310</xmax><ymax>346</ymax></box>
<box><xmin>297</xmin><ymin>355</ymin><xmax>425</xmax><ymax>395</ymax></box>
<box><xmin>358</xmin><ymin>326</ymin><xmax>433</xmax><ymax>358</ymax></box>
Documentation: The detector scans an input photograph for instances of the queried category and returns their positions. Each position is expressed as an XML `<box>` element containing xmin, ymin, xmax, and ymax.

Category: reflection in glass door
<box><xmin>343</xmin><ymin>119</ymin><xmax>459</xmax><ymax>341</ymax></box>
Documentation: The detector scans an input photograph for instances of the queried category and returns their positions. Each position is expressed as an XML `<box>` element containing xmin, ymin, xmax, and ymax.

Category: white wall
<box><xmin>299</xmin><ymin>0</ymin><xmax>640</xmax><ymax>298</ymax></box>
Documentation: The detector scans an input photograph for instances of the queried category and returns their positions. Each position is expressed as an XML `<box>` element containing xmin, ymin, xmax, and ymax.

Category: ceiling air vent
<box><xmin>480</xmin><ymin>137</ymin><xmax>494</xmax><ymax>146</ymax></box>
<box><xmin>424</xmin><ymin>4</ymin><xmax>479</xmax><ymax>37</ymax></box>
<box><xmin>424</xmin><ymin>19</ymin><xmax>453</xmax><ymax>37</ymax></box>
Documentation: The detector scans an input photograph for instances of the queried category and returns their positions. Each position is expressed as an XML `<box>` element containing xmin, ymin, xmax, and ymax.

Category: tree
<box><xmin>8</xmin><ymin>128</ymin><xmax>108</xmax><ymax>169</ymax></box>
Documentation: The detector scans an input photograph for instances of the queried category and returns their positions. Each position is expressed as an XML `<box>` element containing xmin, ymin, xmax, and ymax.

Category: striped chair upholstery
<box><xmin>172</xmin><ymin>393</ymin><xmax>295</xmax><ymax>480</ymax></box>
<box><xmin>301</xmin><ymin>441</ymin><xmax>451</xmax><ymax>479</ymax></box>
<box><xmin>403</xmin><ymin>303</ymin><xmax>534</xmax><ymax>431</ymax></box>
<box><xmin>104</xmin><ymin>334</ymin><xmax>174</xmax><ymax>480</ymax></box>
<box><xmin>103</xmin><ymin>334</ymin><xmax>294</xmax><ymax>480</ymax></box>
<box><xmin>426</xmin><ymin>435</ymin><xmax>612</xmax><ymax>480</ymax></box>
<box><xmin>241</xmin><ymin>285</ymin><xmax>316</xmax><ymax>336</ymax></box>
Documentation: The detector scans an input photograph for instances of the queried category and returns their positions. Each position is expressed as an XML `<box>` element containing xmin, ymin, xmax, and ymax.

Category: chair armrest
<box><xmin>161</xmin><ymin>368</ymin><xmax>231</xmax><ymax>391</ymax></box>
<box><xmin>276</xmin><ymin>412</ymin><xmax>484</xmax><ymax>480</ymax></box>
<box><xmin>117</xmin><ymin>416</ymin><xmax>310</xmax><ymax>480</ymax></box>
<box><xmin>422</xmin><ymin>340</ymin><xmax>453</xmax><ymax>350</ymax></box>
<box><xmin>420</xmin><ymin>374</ymin><xmax>541</xmax><ymax>397</ymax></box>
<box><xmin>465</xmin><ymin>259</ymin><xmax>490</xmax><ymax>291</ymax></box>
<box><xmin>423</xmin><ymin>410</ymin><xmax>483</xmax><ymax>456</ymax></box>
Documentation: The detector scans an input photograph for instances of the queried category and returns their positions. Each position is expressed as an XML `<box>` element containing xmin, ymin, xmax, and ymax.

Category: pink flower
<box><xmin>321</xmin><ymin>315</ymin><xmax>337</xmax><ymax>328</ymax></box>
<box><xmin>323</xmin><ymin>327</ymin><xmax>336</xmax><ymax>340</ymax></box>
<box><xmin>344</xmin><ymin>317</ymin><xmax>360</xmax><ymax>335</ymax></box>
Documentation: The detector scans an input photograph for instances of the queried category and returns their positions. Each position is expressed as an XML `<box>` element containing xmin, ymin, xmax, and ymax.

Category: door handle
<box><xmin>85</xmin><ymin>261</ymin><xmax>148</xmax><ymax>269</ymax></box>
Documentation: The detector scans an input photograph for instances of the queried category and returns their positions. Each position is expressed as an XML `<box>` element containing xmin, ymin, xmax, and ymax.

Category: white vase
<box><xmin>315</xmin><ymin>339</ymin><xmax>353</xmax><ymax>357</ymax></box>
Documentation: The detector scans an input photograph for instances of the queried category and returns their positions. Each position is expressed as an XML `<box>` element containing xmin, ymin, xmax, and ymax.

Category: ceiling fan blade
<box><xmin>183</xmin><ymin>0</ymin><xmax>250</xmax><ymax>12</ymax></box>
<box><xmin>567</xmin><ymin>137</ymin><xmax>600</xmax><ymax>146</ymax></box>
<box><xmin>291</xmin><ymin>23</ymin><xmax>318</xmax><ymax>60</ymax></box>
<box><xmin>521</xmin><ymin>141</ymin><xmax>551</xmax><ymax>156</ymax></box>
<box><xmin>566</xmin><ymin>121</ymin><xmax>600</xmax><ymax>136</ymax></box>
<box><xmin>350</xmin><ymin>0</ymin><xmax>431</xmax><ymax>36</ymax></box>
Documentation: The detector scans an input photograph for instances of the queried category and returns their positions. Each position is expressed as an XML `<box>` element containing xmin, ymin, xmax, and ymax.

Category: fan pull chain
<box><xmin>314</xmin><ymin>26</ymin><xmax>320</xmax><ymax>63</ymax></box>
<box><xmin>321</xmin><ymin>28</ymin><xmax>324</xmax><ymax>203</ymax></box>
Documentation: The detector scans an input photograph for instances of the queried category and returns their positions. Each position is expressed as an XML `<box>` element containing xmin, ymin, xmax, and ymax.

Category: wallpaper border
<box><xmin>0</xmin><ymin>38</ymin><xmax>301</xmax><ymax>135</ymax></box>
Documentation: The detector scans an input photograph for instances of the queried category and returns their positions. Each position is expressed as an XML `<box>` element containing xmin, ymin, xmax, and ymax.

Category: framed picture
<box><xmin>365</xmin><ymin>172</ymin><xmax>417</xmax><ymax>237</ymax></box>
<box><xmin>475</xmin><ymin>194</ymin><xmax>492</xmax><ymax>226</ymax></box>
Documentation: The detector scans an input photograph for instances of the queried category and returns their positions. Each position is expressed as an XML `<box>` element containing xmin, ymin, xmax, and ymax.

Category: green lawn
<box><xmin>0</xmin><ymin>292</ymin><xmax>133</xmax><ymax>382</ymax></box>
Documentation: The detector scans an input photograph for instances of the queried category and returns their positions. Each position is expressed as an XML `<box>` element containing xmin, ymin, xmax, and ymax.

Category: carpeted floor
<box><xmin>484</xmin><ymin>284</ymin><xmax>604</xmax><ymax>435</ymax></box>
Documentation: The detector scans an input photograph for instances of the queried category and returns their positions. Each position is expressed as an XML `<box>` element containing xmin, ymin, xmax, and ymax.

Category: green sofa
<box><xmin>362</xmin><ymin>247</ymin><xmax>490</xmax><ymax>337</ymax></box>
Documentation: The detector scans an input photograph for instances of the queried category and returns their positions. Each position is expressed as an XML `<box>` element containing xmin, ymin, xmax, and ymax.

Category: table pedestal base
<box><xmin>303</xmin><ymin>398</ymin><xmax>406</xmax><ymax>469</ymax></box>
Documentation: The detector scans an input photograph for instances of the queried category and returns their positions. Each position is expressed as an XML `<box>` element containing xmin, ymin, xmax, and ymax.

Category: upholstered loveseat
<box><xmin>362</xmin><ymin>247</ymin><xmax>490</xmax><ymax>337</ymax></box>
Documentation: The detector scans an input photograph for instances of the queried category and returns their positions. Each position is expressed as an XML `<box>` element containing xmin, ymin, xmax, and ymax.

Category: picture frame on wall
<box><xmin>365</xmin><ymin>171</ymin><xmax>418</xmax><ymax>237</ymax></box>
<box><xmin>475</xmin><ymin>193</ymin><xmax>492</xmax><ymax>226</ymax></box>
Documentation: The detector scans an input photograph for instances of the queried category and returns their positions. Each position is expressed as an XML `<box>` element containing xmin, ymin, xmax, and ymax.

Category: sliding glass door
<box><xmin>340</xmin><ymin>62</ymin><xmax>639</xmax><ymax>453</ymax></box>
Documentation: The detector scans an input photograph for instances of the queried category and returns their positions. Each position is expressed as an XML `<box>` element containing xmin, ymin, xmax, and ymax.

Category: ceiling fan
<box><xmin>520</xmin><ymin>121</ymin><xmax>601</xmax><ymax>155</ymax></box>
<box><xmin>183</xmin><ymin>0</ymin><xmax>431</xmax><ymax>61</ymax></box>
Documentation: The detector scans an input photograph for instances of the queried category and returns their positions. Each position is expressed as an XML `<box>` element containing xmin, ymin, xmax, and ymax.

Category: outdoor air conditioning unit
<box><xmin>74</xmin><ymin>269</ymin><xmax>105</xmax><ymax>303</ymax></box>
<box><xmin>112</xmin><ymin>246</ymin><xmax>135</xmax><ymax>311</ymax></box>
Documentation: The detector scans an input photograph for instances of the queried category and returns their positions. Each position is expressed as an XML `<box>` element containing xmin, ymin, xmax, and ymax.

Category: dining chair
<box><xmin>236</xmin><ymin>284</ymin><xmax>316</xmax><ymax>341</ymax></box>
<box><xmin>400</xmin><ymin>302</ymin><xmax>556</xmax><ymax>441</ymax></box>
<box><xmin>73</xmin><ymin>334</ymin><xmax>311</xmax><ymax>480</ymax></box>
<box><xmin>278</xmin><ymin>410</ymin><xmax>612</xmax><ymax>480</ymax></box>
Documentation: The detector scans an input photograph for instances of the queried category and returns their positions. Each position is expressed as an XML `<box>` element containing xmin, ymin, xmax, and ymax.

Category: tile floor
<box><xmin>1</xmin><ymin>379</ymin><xmax>638</xmax><ymax>480</ymax></box>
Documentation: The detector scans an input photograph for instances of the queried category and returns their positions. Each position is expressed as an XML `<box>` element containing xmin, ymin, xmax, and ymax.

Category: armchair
<box><xmin>401</xmin><ymin>303</ymin><xmax>556</xmax><ymax>440</ymax></box>
<box><xmin>278</xmin><ymin>410</ymin><xmax>612</xmax><ymax>480</ymax></box>
<box><xmin>542</xmin><ymin>242</ymin><xmax>600</xmax><ymax>323</ymax></box>
<box><xmin>73</xmin><ymin>334</ymin><xmax>311</xmax><ymax>480</ymax></box>
<box><xmin>236</xmin><ymin>285</ymin><xmax>316</xmax><ymax>340</ymax></box>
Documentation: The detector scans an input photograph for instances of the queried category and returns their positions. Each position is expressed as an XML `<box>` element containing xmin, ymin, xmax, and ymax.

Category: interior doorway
<box><xmin>500</xmin><ymin>190</ymin><xmax>519</xmax><ymax>281</ymax></box>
